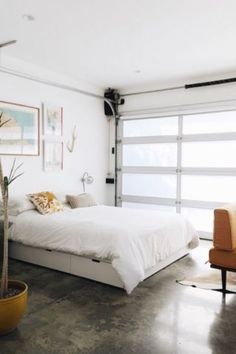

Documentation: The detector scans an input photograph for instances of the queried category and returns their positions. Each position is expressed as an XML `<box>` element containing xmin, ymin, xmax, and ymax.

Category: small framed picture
<box><xmin>43</xmin><ymin>141</ymin><xmax>63</xmax><ymax>171</ymax></box>
<box><xmin>0</xmin><ymin>100</ymin><xmax>39</xmax><ymax>156</ymax></box>
<box><xmin>43</xmin><ymin>103</ymin><xmax>63</xmax><ymax>136</ymax></box>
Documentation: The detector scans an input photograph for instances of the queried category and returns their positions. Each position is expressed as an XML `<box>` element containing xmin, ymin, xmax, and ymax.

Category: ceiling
<box><xmin>1</xmin><ymin>0</ymin><xmax>236</xmax><ymax>91</ymax></box>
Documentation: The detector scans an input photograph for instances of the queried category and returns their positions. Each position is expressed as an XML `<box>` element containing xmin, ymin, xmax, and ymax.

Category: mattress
<box><xmin>9</xmin><ymin>205</ymin><xmax>199</xmax><ymax>293</ymax></box>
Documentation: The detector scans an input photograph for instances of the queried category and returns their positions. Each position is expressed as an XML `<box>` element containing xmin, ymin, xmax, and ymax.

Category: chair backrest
<box><xmin>214</xmin><ymin>205</ymin><xmax>236</xmax><ymax>251</ymax></box>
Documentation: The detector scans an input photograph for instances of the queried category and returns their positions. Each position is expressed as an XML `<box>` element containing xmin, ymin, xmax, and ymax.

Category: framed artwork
<box><xmin>0</xmin><ymin>101</ymin><xmax>39</xmax><ymax>156</ymax></box>
<box><xmin>43</xmin><ymin>141</ymin><xmax>63</xmax><ymax>171</ymax></box>
<box><xmin>43</xmin><ymin>103</ymin><xmax>63</xmax><ymax>136</ymax></box>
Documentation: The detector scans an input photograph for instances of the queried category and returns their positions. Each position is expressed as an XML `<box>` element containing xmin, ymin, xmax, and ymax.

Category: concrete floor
<box><xmin>1</xmin><ymin>241</ymin><xmax>236</xmax><ymax>354</ymax></box>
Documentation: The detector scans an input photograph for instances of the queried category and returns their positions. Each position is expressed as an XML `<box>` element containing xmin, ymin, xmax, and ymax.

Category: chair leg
<box><xmin>221</xmin><ymin>269</ymin><xmax>227</xmax><ymax>293</ymax></box>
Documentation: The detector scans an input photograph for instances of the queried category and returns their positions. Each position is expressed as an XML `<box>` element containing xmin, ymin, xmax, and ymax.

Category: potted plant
<box><xmin>0</xmin><ymin>114</ymin><xmax>28</xmax><ymax>335</ymax></box>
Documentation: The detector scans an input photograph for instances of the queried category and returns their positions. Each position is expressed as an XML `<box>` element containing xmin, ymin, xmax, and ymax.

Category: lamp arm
<box><xmin>81</xmin><ymin>172</ymin><xmax>89</xmax><ymax>192</ymax></box>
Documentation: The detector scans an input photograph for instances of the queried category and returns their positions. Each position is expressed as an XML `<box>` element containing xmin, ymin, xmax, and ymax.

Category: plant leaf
<box><xmin>11</xmin><ymin>162</ymin><xmax>23</xmax><ymax>177</ymax></box>
<box><xmin>0</xmin><ymin>119</ymin><xmax>11</xmax><ymax>128</ymax></box>
<box><xmin>9</xmin><ymin>161</ymin><xmax>24</xmax><ymax>184</ymax></box>
<box><xmin>8</xmin><ymin>172</ymin><xmax>24</xmax><ymax>185</ymax></box>
<box><xmin>8</xmin><ymin>158</ymin><xmax>16</xmax><ymax>182</ymax></box>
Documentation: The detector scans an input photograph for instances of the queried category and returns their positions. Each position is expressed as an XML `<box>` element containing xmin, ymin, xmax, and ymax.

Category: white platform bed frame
<box><xmin>9</xmin><ymin>241</ymin><xmax>190</xmax><ymax>290</ymax></box>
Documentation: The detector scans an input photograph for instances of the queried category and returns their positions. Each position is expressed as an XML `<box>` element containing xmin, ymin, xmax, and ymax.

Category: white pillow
<box><xmin>66</xmin><ymin>193</ymin><xmax>97</xmax><ymax>208</ymax></box>
<box><xmin>0</xmin><ymin>196</ymin><xmax>35</xmax><ymax>216</ymax></box>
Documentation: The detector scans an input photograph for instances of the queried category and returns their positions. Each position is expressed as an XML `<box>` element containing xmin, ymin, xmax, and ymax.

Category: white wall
<box><xmin>0</xmin><ymin>62</ymin><xmax>109</xmax><ymax>204</ymax></box>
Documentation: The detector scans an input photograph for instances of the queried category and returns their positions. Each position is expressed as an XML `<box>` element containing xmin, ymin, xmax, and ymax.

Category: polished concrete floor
<box><xmin>1</xmin><ymin>241</ymin><xmax>236</xmax><ymax>354</ymax></box>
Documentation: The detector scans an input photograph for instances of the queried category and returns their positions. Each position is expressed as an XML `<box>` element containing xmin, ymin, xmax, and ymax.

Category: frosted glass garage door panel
<box><xmin>182</xmin><ymin>175</ymin><xmax>236</xmax><ymax>203</ymax></box>
<box><xmin>182</xmin><ymin>141</ymin><xmax>236</xmax><ymax>168</ymax></box>
<box><xmin>182</xmin><ymin>208</ymin><xmax>214</xmax><ymax>233</ymax></box>
<box><xmin>122</xmin><ymin>202</ymin><xmax>176</xmax><ymax>212</ymax></box>
<box><xmin>123</xmin><ymin>117</ymin><xmax>178</xmax><ymax>137</ymax></box>
<box><xmin>122</xmin><ymin>174</ymin><xmax>176</xmax><ymax>198</ymax></box>
<box><xmin>123</xmin><ymin>144</ymin><xmax>177</xmax><ymax>167</ymax></box>
<box><xmin>183</xmin><ymin>111</ymin><xmax>236</xmax><ymax>134</ymax></box>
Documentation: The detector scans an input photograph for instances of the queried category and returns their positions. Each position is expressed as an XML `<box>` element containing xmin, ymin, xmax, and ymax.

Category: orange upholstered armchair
<box><xmin>209</xmin><ymin>205</ymin><xmax>236</xmax><ymax>293</ymax></box>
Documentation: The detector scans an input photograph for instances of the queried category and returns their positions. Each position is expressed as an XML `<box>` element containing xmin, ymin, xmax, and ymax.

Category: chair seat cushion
<box><xmin>209</xmin><ymin>247</ymin><xmax>236</xmax><ymax>269</ymax></box>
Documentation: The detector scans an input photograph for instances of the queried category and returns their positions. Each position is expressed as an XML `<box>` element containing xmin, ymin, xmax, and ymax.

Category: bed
<box><xmin>8</xmin><ymin>205</ymin><xmax>199</xmax><ymax>294</ymax></box>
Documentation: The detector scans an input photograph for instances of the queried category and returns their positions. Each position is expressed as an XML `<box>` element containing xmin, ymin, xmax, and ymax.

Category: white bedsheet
<box><xmin>9</xmin><ymin>205</ymin><xmax>198</xmax><ymax>294</ymax></box>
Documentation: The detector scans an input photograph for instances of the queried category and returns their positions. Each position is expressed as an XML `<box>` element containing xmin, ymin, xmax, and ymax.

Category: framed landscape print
<box><xmin>0</xmin><ymin>101</ymin><xmax>39</xmax><ymax>156</ymax></box>
<box><xmin>43</xmin><ymin>141</ymin><xmax>63</xmax><ymax>171</ymax></box>
<box><xmin>43</xmin><ymin>103</ymin><xmax>63</xmax><ymax>136</ymax></box>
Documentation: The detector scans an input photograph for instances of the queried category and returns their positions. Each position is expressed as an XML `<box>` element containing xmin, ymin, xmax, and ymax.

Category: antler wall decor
<box><xmin>67</xmin><ymin>125</ymin><xmax>78</xmax><ymax>153</ymax></box>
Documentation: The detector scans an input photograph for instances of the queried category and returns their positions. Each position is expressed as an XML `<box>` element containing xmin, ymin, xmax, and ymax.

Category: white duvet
<box><xmin>9</xmin><ymin>206</ymin><xmax>198</xmax><ymax>294</ymax></box>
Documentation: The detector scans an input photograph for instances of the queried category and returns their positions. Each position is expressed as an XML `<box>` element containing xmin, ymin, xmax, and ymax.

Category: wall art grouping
<box><xmin>0</xmin><ymin>100</ymin><xmax>39</xmax><ymax>156</ymax></box>
<box><xmin>43</xmin><ymin>103</ymin><xmax>63</xmax><ymax>137</ymax></box>
<box><xmin>0</xmin><ymin>100</ymin><xmax>64</xmax><ymax>171</ymax></box>
<box><xmin>42</xmin><ymin>103</ymin><xmax>64</xmax><ymax>171</ymax></box>
<box><xmin>43</xmin><ymin>141</ymin><xmax>63</xmax><ymax>172</ymax></box>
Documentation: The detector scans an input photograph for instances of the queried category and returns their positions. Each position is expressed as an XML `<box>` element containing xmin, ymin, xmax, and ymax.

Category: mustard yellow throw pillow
<box><xmin>28</xmin><ymin>191</ymin><xmax>63</xmax><ymax>215</ymax></box>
